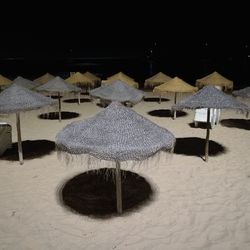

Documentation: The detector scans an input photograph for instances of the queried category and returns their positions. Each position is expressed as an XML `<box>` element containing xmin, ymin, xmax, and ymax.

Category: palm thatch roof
<box><xmin>33</xmin><ymin>73</ymin><xmax>55</xmax><ymax>84</ymax></box>
<box><xmin>83</xmin><ymin>71</ymin><xmax>101</xmax><ymax>84</ymax></box>
<box><xmin>65</xmin><ymin>72</ymin><xmax>95</xmax><ymax>88</ymax></box>
<box><xmin>56</xmin><ymin>101</ymin><xmax>175</xmax><ymax>162</ymax></box>
<box><xmin>232</xmin><ymin>87</ymin><xmax>250</xmax><ymax>98</ymax></box>
<box><xmin>0</xmin><ymin>84</ymin><xmax>56</xmax><ymax>114</ymax></box>
<box><xmin>195</xmin><ymin>71</ymin><xmax>233</xmax><ymax>91</ymax></box>
<box><xmin>103</xmin><ymin>72</ymin><xmax>139</xmax><ymax>88</ymax></box>
<box><xmin>153</xmin><ymin>76</ymin><xmax>198</xmax><ymax>94</ymax></box>
<box><xmin>12</xmin><ymin>76</ymin><xmax>40</xmax><ymax>90</ymax></box>
<box><xmin>144</xmin><ymin>72</ymin><xmax>172</xmax><ymax>88</ymax></box>
<box><xmin>89</xmin><ymin>80</ymin><xmax>145</xmax><ymax>104</ymax></box>
<box><xmin>173</xmin><ymin>85</ymin><xmax>248</xmax><ymax>112</ymax></box>
<box><xmin>36</xmin><ymin>76</ymin><xmax>81</xmax><ymax>93</ymax></box>
<box><xmin>0</xmin><ymin>74</ymin><xmax>12</xmax><ymax>87</ymax></box>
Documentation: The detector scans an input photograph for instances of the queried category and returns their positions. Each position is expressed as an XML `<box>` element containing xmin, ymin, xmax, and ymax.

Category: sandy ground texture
<box><xmin>0</xmin><ymin>91</ymin><xmax>250</xmax><ymax>250</ymax></box>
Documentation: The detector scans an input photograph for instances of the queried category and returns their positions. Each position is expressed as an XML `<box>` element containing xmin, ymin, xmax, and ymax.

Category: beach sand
<box><xmin>0</xmin><ymin>92</ymin><xmax>250</xmax><ymax>250</ymax></box>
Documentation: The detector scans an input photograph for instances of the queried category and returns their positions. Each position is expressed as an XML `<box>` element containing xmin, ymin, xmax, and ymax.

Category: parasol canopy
<box><xmin>65</xmin><ymin>72</ymin><xmax>95</xmax><ymax>88</ymax></box>
<box><xmin>56</xmin><ymin>101</ymin><xmax>175</xmax><ymax>214</ymax></box>
<box><xmin>103</xmin><ymin>72</ymin><xmax>139</xmax><ymax>88</ymax></box>
<box><xmin>12</xmin><ymin>76</ymin><xmax>40</xmax><ymax>90</ymax></box>
<box><xmin>0</xmin><ymin>74</ymin><xmax>12</xmax><ymax>90</ymax></box>
<box><xmin>0</xmin><ymin>84</ymin><xmax>57</xmax><ymax>164</ymax></box>
<box><xmin>89</xmin><ymin>80</ymin><xmax>145</xmax><ymax>106</ymax></box>
<box><xmin>232</xmin><ymin>87</ymin><xmax>250</xmax><ymax>98</ymax></box>
<box><xmin>35</xmin><ymin>76</ymin><xmax>81</xmax><ymax>121</ymax></box>
<box><xmin>195</xmin><ymin>71</ymin><xmax>233</xmax><ymax>91</ymax></box>
<box><xmin>144</xmin><ymin>72</ymin><xmax>172</xmax><ymax>88</ymax></box>
<box><xmin>33</xmin><ymin>73</ymin><xmax>55</xmax><ymax>84</ymax></box>
<box><xmin>172</xmin><ymin>85</ymin><xmax>249</xmax><ymax>161</ymax></box>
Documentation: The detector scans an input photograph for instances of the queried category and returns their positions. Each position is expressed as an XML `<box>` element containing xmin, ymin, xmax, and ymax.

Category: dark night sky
<box><xmin>0</xmin><ymin>2</ymin><xmax>249</xmax><ymax>88</ymax></box>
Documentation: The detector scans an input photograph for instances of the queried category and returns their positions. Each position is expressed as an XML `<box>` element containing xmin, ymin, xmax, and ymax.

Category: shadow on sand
<box><xmin>63</xmin><ymin>98</ymin><xmax>91</xmax><ymax>103</ymax></box>
<box><xmin>174</xmin><ymin>137</ymin><xmax>226</xmax><ymax>158</ymax></box>
<box><xmin>148</xmin><ymin>109</ymin><xmax>187</xmax><ymax>118</ymax></box>
<box><xmin>58</xmin><ymin>168</ymin><xmax>155</xmax><ymax>219</ymax></box>
<box><xmin>143</xmin><ymin>97</ymin><xmax>169</xmax><ymax>102</ymax></box>
<box><xmin>220</xmin><ymin>119</ymin><xmax>250</xmax><ymax>130</ymax></box>
<box><xmin>38</xmin><ymin>112</ymin><xmax>80</xmax><ymax>120</ymax></box>
<box><xmin>0</xmin><ymin>140</ymin><xmax>55</xmax><ymax>161</ymax></box>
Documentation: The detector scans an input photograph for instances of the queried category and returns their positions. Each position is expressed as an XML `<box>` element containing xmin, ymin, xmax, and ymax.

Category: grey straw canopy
<box><xmin>35</xmin><ymin>76</ymin><xmax>81</xmax><ymax>93</ymax></box>
<box><xmin>232</xmin><ymin>87</ymin><xmax>250</xmax><ymax>98</ymax></box>
<box><xmin>56</xmin><ymin>101</ymin><xmax>175</xmax><ymax>162</ymax></box>
<box><xmin>12</xmin><ymin>76</ymin><xmax>40</xmax><ymax>90</ymax></box>
<box><xmin>173</xmin><ymin>85</ymin><xmax>249</xmax><ymax>112</ymax></box>
<box><xmin>0</xmin><ymin>84</ymin><xmax>57</xmax><ymax>113</ymax></box>
<box><xmin>89</xmin><ymin>80</ymin><xmax>145</xmax><ymax>104</ymax></box>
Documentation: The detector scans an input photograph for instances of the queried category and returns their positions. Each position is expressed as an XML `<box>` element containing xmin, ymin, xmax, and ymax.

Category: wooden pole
<box><xmin>173</xmin><ymin>92</ymin><xmax>177</xmax><ymax>119</ymax></box>
<box><xmin>205</xmin><ymin>108</ymin><xmax>211</xmax><ymax>162</ymax></box>
<box><xmin>78</xmin><ymin>92</ymin><xmax>81</xmax><ymax>105</ymax></box>
<box><xmin>16</xmin><ymin>113</ymin><xmax>23</xmax><ymax>165</ymax></box>
<box><xmin>115</xmin><ymin>161</ymin><xmax>122</xmax><ymax>214</ymax></box>
<box><xmin>58</xmin><ymin>92</ymin><xmax>61</xmax><ymax>122</ymax></box>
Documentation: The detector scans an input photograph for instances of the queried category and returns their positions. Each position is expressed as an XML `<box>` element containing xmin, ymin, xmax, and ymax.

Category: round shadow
<box><xmin>220</xmin><ymin>119</ymin><xmax>250</xmax><ymax>130</ymax></box>
<box><xmin>46</xmin><ymin>95</ymin><xmax>63</xmax><ymax>99</ymax></box>
<box><xmin>174</xmin><ymin>137</ymin><xmax>226</xmax><ymax>157</ymax></box>
<box><xmin>63</xmin><ymin>98</ymin><xmax>91</xmax><ymax>103</ymax></box>
<box><xmin>38</xmin><ymin>112</ymin><xmax>80</xmax><ymax>120</ymax></box>
<box><xmin>58</xmin><ymin>168</ymin><xmax>154</xmax><ymax>218</ymax></box>
<box><xmin>143</xmin><ymin>97</ymin><xmax>169</xmax><ymax>102</ymax></box>
<box><xmin>0</xmin><ymin>140</ymin><xmax>55</xmax><ymax>161</ymax></box>
<box><xmin>148</xmin><ymin>109</ymin><xmax>187</xmax><ymax>118</ymax></box>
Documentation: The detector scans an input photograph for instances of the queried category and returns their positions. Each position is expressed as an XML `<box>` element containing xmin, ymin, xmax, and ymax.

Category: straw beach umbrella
<box><xmin>153</xmin><ymin>76</ymin><xmax>198</xmax><ymax>118</ymax></box>
<box><xmin>65</xmin><ymin>72</ymin><xmax>95</xmax><ymax>92</ymax></box>
<box><xmin>83</xmin><ymin>71</ymin><xmax>101</xmax><ymax>87</ymax></box>
<box><xmin>144</xmin><ymin>72</ymin><xmax>172</xmax><ymax>89</ymax></box>
<box><xmin>35</xmin><ymin>76</ymin><xmax>81</xmax><ymax>121</ymax></box>
<box><xmin>0</xmin><ymin>84</ymin><xmax>56</xmax><ymax>164</ymax></box>
<box><xmin>12</xmin><ymin>76</ymin><xmax>40</xmax><ymax>90</ymax></box>
<box><xmin>34</xmin><ymin>73</ymin><xmax>55</xmax><ymax>84</ymax></box>
<box><xmin>103</xmin><ymin>72</ymin><xmax>139</xmax><ymax>88</ymax></box>
<box><xmin>89</xmin><ymin>80</ymin><xmax>145</xmax><ymax>106</ymax></box>
<box><xmin>56</xmin><ymin>101</ymin><xmax>175</xmax><ymax>214</ymax></box>
<box><xmin>0</xmin><ymin>74</ymin><xmax>12</xmax><ymax>90</ymax></box>
<box><xmin>233</xmin><ymin>87</ymin><xmax>250</xmax><ymax>118</ymax></box>
<box><xmin>195</xmin><ymin>71</ymin><xmax>234</xmax><ymax>91</ymax></box>
<box><xmin>232</xmin><ymin>87</ymin><xmax>250</xmax><ymax>98</ymax></box>
<box><xmin>172</xmin><ymin>85</ymin><xmax>249</xmax><ymax>161</ymax></box>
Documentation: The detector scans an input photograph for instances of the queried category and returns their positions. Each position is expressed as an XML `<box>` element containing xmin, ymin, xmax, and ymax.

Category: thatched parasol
<box><xmin>103</xmin><ymin>72</ymin><xmax>139</xmax><ymax>88</ymax></box>
<box><xmin>195</xmin><ymin>71</ymin><xmax>234</xmax><ymax>91</ymax></box>
<box><xmin>89</xmin><ymin>80</ymin><xmax>145</xmax><ymax>106</ymax></box>
<box><xmin>144</xmin><ymin>72</ymin><xmax>172</xmax><ymax>89</ymax></box>
<box><xmin>172</xmin><ymin>85</ymin><xmax>249</xmax><ymax>161</ymax></box>
<box><xmin>35</xmin><ymin>76</ymin><xmax>81</xmax><ymax>121</ymax></box>
<box><xmin>33</xmin><ymin>73</ymin><xmax>55</xmax><ymax>84</ymax></box>
<box><xmin>12</xmin><ymin>76</ymin><xmax>40</xmax><ymax>90</ymax></box>
<box><xmin>153</xmin><ymin>76</ymin><xmax>198</xmax><ymax>118</ymax></box>
<box><xmin>0</xmin><ymin>84</ymin><xmax>56</xmax><ymax>164</ymax></box>
<box><xmin>232</xmin><ymin>87</ymin><xmax>250</xmax><ymax>98</ymax></box>
<box><xmin>83</xmin><ymin>71</ymin><xmax>101</xmax><ymax>86</ymax></box>
<box><xmin>65</xmin><ymin>72</ymin><xmax>95</xmax><ymax>91</ymax></box>
<box><xmin>0</xmin><ymin>74</ymin><xmax>12</xmax><ymax>90</ymax></box>
<box><xmin>56</xmin><ymin>101</ymin><xmax>175</xmax><ymax>214</ymax></box>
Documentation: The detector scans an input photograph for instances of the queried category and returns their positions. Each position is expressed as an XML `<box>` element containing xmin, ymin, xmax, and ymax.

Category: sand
<box><xmin>0</xmin><ymin>92</ymin><xmax>250</xmax><ymax>250</ymax></box>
